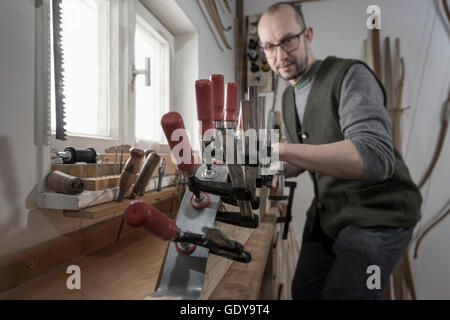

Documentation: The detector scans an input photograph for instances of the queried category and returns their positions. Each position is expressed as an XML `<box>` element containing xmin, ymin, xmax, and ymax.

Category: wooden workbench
<box><xmin>0</xmin><ymin>194</ymin><xmax>278</xmax><ymax>300</ymax></box>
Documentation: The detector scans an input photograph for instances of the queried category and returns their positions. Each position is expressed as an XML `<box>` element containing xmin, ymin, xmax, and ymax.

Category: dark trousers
<box><xmin>292</xmin><ymin>212</ymin><xmax>413</xmax><ymax>300</ymax></box>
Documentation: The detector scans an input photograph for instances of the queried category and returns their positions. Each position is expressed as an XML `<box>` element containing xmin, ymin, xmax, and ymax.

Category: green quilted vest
<box><xmin>281</xmin><ymin>56</ymin><xmax>422</xmax><ymax>239</ymax></box>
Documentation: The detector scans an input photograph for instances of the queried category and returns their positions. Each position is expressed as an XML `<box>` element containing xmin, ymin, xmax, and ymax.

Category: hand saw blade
<box><xmin>52</xmin><ymin>0</ymin><xmax>67</xmax><ymax>141</ymax></box>
<box><xmin>155</xmin><ymin>164</ymin><xmax>229</xmax><ymax>299</ymax></box>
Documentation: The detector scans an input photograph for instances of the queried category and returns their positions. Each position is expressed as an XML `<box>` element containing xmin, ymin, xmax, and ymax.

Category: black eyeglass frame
<box><xmin>259</xmin><ymin>28</ymin><xmax>307</xmax><ymax>58</ymax></box>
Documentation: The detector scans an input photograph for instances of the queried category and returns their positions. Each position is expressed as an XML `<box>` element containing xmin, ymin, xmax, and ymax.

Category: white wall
<box><xmin>245</xmin><ymin>0</ymin><xmax>450</xmax><ymax>299</ymax></box>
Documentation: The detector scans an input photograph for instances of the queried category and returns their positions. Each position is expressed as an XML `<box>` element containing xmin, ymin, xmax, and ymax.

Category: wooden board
<box><xmin>208</xmin><ymin>213</ymin><xmax>277</xmax><ymax>299</ymax></box>
<box><xmin>63</xmin><ymin>186</ymin><xmax>179</xmax><ymax>219</ymax></box>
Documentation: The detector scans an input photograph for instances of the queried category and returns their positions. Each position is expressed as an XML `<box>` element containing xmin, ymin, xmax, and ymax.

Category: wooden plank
<box><xmin>63</xmin><ymin>186</ymin><xmax>179</xmax><ymax>219</ymax></box>
<box><xmin>0</xmin><ymin>196</ymin><xmax>178</xmax><ymax>295</ymax></box>
<box><xmin>208</xmin><ymin>213</ymin><xmax>277</xmax><ymax>300</ymax></box>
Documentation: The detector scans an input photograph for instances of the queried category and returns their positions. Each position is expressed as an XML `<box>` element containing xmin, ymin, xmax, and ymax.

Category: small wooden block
<box><xmin>82</xmin><ymin>176</ymin><xmax>121</xmax><ymax>191</ymax></box>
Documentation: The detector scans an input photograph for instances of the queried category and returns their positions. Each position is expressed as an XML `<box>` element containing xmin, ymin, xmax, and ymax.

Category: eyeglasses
<box><xmin>260</xmin><ymin>29</ymin><xmax>306</xmax><ymax>58</ymax></box>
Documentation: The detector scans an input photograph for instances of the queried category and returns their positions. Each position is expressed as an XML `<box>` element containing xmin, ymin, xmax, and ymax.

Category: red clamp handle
<box><xmin>161</xmin><ymin>112</ymin><xmax>195</xmax><ymax>173</ymax></box>
<box><xmin>195</xmin><ymin>79</ymin><xmax>214</xmax><ymax>135</ymax></box>
<box><xmin>125</xmin><ymin>201</ymin><xmax>178</xmax><ymax>241</ymax></box>
<box><xmin>224</xmin><ymin>82</ymin><xmax>237</xmax><ymax>121</ymax></box>
<box><xmin>210</xmin><ymin>74</ymin><xmax>224</xmax><ymax>121</ymax></box>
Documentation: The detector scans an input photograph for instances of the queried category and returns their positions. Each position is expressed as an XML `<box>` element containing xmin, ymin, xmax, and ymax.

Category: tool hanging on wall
<box><xmin>412</xmin><ymin>0</ymin><xmax>450</xmax><ymax>262</ymax></box>
<box><xmin>385</xmin><ymin>37</ymin><xmax>417</xmax><ymax>301</ymax></box>
<box><xmin>223</xmin><ymin>0</ymin><xmax>231</xmax><ymax>14</ymax></box>
<box><xmin>197</xmin><ymin>0</ymin><xmax>224</xmax><ymax>52</ymax></box>
<box><xmin>202</xmin><ymin>0</ymin><xmax>232</xmax><ymax>50</ymax></box>
<box><xmin>51</xmin><ymin>0</ymin><xmax>67</xmax><ymax>141</ymax></box>
<box><xmin>245</xmin><ymin>13</ymin><xmax>273</xmax><ymax>92</ymax></box>
<box><xmin>47</xmin><ymin>170</ymin><xmax>84</xmax><ymax>195</ymax></box>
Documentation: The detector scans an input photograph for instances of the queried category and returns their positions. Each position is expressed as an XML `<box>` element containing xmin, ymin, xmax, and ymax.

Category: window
<box><xmin>49</xmin><ymin>0</ymin><xmax>173</xmax><ymax>145</ymax></box>
<box><xmin>134</xmin><ymin>11</ymin><xmax>170</xmax><ymax>144</ymax></box>
<box><xmin>50</xmin><ymin>0</ymin><xmax>111</xmax><ymax>137</ymax></box>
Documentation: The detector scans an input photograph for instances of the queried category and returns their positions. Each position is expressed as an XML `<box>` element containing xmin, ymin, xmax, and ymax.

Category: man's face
<box><xmin>258</xmin><ymin>6</ymin><xmax>310</xmax><ymax>82</ymax></box>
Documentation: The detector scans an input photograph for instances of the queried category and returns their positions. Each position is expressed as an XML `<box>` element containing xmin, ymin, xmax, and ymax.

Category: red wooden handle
<box><xmin>161</xmin><ymin>112</ymin><xmax>195</xmax><ymax>172</ymax></box>
<box><xmin>125</xmin><ymin>201</ymin><xmax>178</xmax><ymax>241</ymax></box>
<box><xmin>195</xmin><ymin>79</ymin><xmax>213</xmax><ymax>135</ymax></box>
<box><xmin>225</xmin><ymin>82</ymin><xmax>237</xmax><ymax>121</ymax></box>
<box><xmin>210</xmin><ymin>74</ymin><xmax>224</xmax><ymax>121</ymax></box>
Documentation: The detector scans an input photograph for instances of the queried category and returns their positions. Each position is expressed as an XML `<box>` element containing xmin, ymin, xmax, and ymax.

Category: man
<box><xmin>258</xmin><ymin>2</ymin><xmax>422</xmax><ymax>299</ymax></box>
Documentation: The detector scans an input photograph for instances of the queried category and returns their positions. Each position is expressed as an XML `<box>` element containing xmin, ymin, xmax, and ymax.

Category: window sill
<box><xmin>51</xmin><ymin>131</ymin><xmax>119</xmax><ymax>141</ymax></box>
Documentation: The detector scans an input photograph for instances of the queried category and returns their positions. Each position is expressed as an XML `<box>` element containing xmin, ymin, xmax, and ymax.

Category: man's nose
<box><xmin>276</xmin><ymin>45</ymin><xmax>288</xmax><ymax>61</ymax></box>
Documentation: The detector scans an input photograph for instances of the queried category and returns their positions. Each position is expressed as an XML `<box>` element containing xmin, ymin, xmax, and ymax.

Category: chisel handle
<box><xmin>125</xmin><ymin>201</ymin><xmax>178</xmax><ymax>241</ymax></box>
<box><xmin>130</xmin><ymin>152</ymin><xmax>160</xmax><ymax>198</ymax></box>
<box><xmin>117</xmin><ymin>148</ymin><xmax>145</xmax><ymax>202</ymax></box>
<box><xmin>224</xmin><ymin>82</ymin><xmax>237</xmax><ymax>122</ymax></box>
<box><xmin>161</xmin><ymin>112</ymin><xmax>195</xmax><ymax>173</ymax></box>
<box><xmin>210</xmin><ymin>74</ymin><xmax>224</xmax><ymax>121</ymax></box>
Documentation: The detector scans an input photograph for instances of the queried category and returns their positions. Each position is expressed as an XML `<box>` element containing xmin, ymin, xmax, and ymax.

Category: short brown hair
<box><xmin>265</xmin><ymin>2</ymin><xmax>306</xmax><ymax>29</ymax></box>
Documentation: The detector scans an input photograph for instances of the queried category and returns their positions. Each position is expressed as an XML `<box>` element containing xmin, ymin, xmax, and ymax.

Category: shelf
<box><xmin>63</xmin><ymin>186</ymin><xmax>179</xmax><ymax>219</ymax></box>
<box><xmin>38</xmin><ymin>175</ymin><xmax>177</xmax><ymax>211</ymax></box>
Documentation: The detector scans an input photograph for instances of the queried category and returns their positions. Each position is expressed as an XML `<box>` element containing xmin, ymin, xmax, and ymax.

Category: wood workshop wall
<box><xmin>0</xmin><ymin>0</ymin><xmax>235</xmax><ymax>259</ymax></box>
<box><xmin>245</xmin><ymin>0</ymin><xmax>450</xmax><ymax>299</ymax></box>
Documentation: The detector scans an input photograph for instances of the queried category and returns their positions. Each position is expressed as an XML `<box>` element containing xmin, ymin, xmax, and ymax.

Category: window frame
<box><xmin>133</xmin><ymin>0</ymin><xmax>174</xmax><ymax>147</ymax></box>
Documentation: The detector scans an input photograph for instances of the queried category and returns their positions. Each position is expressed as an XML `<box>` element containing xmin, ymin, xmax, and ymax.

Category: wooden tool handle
<box><xmin>210</xmin><ymin>74</ymin><xmax>224</xmax><ymax>121</ymax></box>
<box><xmin>125</xmin><ymin>201</ymin><xmax>178</xmax><ymax>241</ymax></box>
<box><xmin>195</xmin><ymin>79</ymin><xmax>214</xmax><ymax>134</ymax></box>
<box><xmin>224</xmin><ymin>82</ymin><xmax>237</xmax><ymax>121</ymax></box>
<box><xmin>130</xmin><ymin>152</ymin><xmax>161</xmax><ymax>198</ymax></box>
<box><xmin>117</xmin><ymin>148</ymin><xmax>145</xmax><ymax>202</ymax></box>
<box><xmin>161</xmin><ymin>112</ymin><xmax>195</xmax><ymax>173</ymax></box>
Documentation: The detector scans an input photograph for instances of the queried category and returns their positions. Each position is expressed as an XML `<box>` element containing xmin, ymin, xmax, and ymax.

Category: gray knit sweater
<box><xmin>285</xmin><ymin>63</ymin><xmax>395</xmax><ymax>183</ymax></box>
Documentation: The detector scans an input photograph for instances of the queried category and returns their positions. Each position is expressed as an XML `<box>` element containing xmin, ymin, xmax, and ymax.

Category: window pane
<box><xmin>51</xmin><ymin>0</ymin><xmax>110</xmax><ymax>136</ymax></box>
<box><xmin>135</xmin><ymin>19</ymin><xmax>166</xmax><ymax>143</ymax></box>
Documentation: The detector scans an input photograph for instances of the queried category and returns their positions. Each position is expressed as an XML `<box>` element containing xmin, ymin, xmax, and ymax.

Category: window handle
<box><xmin>132</xmin><ymin>57</ymin><xmax>151</xmax><ymax>87</ymax></box>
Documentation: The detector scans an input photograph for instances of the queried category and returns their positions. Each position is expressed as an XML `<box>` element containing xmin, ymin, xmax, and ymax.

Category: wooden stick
<box><xmin>393</xmin><ymin>38</ymin><xmax>405</xmax><ymax>152</ymax></box>
<box><xmin>384</xmin><ymin>37</ymin><xmax>395</xmax><ymax>125</ymax></box>
<box><xmin>203</xmin><ymin>0</ymin><xmax>232</xmax><ymax>49</ymax></box>
<box><xmin>372</xmin><ymin>23</ymin><xmax>382</xmax><ymax>80</ymax></box>
<box><xmin>211</xmin><ymin>0</ymin><xmax>231</xmax><ymax>31</ymax></box>
<box><xmin>365</xmin><ymin>39</ymin><xmax>374</xmax><ymax>71</ymax></box>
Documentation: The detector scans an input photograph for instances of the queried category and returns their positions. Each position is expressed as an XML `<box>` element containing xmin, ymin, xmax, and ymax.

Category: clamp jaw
<box><xmin>125</xmin><ymin>201</ymin><xmax>251</xmax><ymax>263</ymax></box>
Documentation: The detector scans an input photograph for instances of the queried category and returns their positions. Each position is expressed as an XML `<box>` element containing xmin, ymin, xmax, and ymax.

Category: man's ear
<box><xmin>305</xmin><ymin>27</ymin><xmax>314</xmax><ymax>44</ymax></box>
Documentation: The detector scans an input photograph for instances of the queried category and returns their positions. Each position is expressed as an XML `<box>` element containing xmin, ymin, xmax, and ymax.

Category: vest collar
<box><xmin>294</xmin><ymin>60</ymin><xmax>323</xmax><ymax>90</ymax></box>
